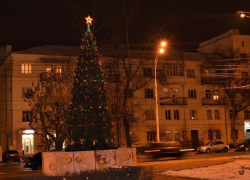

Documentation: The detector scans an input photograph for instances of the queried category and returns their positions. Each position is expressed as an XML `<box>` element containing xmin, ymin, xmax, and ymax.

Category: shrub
<box><xmin>23</xmin><ymin>166</ymin><xmax>153</xmax><ymax>180</ymax></box>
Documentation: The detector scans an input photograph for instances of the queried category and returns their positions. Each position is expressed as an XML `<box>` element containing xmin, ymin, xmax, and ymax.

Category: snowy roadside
<box><xmin>160</xmin><ymin>155</ymin><xmax>250</xmax><ymax>180</ymax></box>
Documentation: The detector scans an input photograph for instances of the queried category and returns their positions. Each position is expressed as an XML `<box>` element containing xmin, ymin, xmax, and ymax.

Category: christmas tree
<box><xmin>65</xmin><ymin>15</ymin><xmax>113</xmax><ymax>151</ymax></box>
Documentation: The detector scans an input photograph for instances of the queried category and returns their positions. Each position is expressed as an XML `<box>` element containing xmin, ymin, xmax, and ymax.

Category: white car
<box><xmin>197</xmin><ymin>140</ymin><xmax>229</xmax><ymax>154</ymax></box>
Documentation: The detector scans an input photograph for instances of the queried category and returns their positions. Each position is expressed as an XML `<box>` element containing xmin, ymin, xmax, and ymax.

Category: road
<box><xmin>0</xmin><ymin>150</ymin><xmax>246</xmax><ymax>180</ymax></box>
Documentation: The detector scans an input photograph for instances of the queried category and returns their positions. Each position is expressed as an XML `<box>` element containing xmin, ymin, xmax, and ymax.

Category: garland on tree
<box><xmin>65</xmin><ymin>15</ymin><xmax>113</xmax><ymax>151</ymax></box>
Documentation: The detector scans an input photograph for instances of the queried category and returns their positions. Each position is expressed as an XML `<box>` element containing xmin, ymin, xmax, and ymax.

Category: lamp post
<box><xmin>155</xmin><ymin>41</ymin><xmax>166</xmax><ymax>142</ymax></box>
<box><xmin>237</xmin><ymin>11</ymin><xmax>250</xmax><ymax>18</ymax></box>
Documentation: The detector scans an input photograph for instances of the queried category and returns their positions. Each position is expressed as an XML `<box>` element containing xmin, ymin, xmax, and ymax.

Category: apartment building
<box><xmin>0</xmin><ymin>29</ymin><xmax>249</xmax><ymax>155</ymax></box>
<box><xmin>198</xmin><ymin>29</ymin><xmax>250</xmax><ymax>141</ymax></box>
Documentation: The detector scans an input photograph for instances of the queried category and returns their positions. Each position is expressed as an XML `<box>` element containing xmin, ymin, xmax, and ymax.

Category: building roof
<box><xmin>13</xmin><ymin>45</ymin><xmax>204</xmax><ymax>61</ymax></box>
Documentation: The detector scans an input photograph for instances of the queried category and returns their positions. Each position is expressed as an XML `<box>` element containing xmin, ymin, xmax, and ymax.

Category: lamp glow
<box><xmin>241</xmin><ymin>14</ymin><xmax>246</xmax><ymax>18</ymax></box>
<box><xmin>159</xmin><ymin>49</ymin><xmax>164</xmax><ymax>53</ymax></box>
<box><xmin>161</xmin><ymin>42</ymin><xmax>166</xmax><ymax>47</ymax></box>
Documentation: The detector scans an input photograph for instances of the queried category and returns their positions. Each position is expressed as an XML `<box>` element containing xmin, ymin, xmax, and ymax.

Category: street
<box><xmin>0</xmin><ymin>151</ymin><xmax>246</xmax><ymax>180</ymax></box>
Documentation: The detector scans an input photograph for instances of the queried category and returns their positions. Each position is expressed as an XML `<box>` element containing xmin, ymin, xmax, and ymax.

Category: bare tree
<box><xmin>201</xmin><ymin>48</ymin><xmax>250</xmax><ymax>148</ymax></box>
<box><xmin>24</xmin><ymin>65</ymin><xmax>73</xmax><ymax>151</ymax></box>
<box><xmin>65</xmin><ymin>0</ymin><xmax>176</xmax><ymax>147</ymax></box>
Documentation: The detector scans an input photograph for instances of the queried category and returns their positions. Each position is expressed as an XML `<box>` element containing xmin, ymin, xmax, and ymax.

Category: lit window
<box><xmin>21</xmin><ymin>64</ymin><xmax>32</xmax><ymax>74</ymax></box>
<box><xmin>190</xmin><ymin>110</ymin><xmax>198</xmax><ymax>120</ymax></box>
<box><xmin>164</xmin><ymin>88</ymin><xmax>170</xmax><ymax>96</ymax></box>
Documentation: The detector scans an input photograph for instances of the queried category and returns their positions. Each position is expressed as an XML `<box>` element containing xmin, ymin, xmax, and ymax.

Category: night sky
<box><xmin>1</xmin><ymin>0</ymin><xmax>250</xmax><ymax>52</ymax></box>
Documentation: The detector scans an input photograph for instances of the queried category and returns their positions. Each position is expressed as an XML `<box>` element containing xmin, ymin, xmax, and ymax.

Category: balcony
<box><xmin>160</xmin><ymin>97</ymin><xmax>187</xmax><ymax>105</ymax></box>
<box><xmin>202</xmin><ymin>97</ymin><xmax>227</xmax><ymax>105</ymax></box>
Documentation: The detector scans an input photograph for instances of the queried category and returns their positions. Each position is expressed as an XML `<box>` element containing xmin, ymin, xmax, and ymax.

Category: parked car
<box><xmin>23</xmin><ymin>152</ymin><xmax>42</xmax><ymax>170</ymax></box>
<box><xmin>136</xmin><ymin>142</ymin><xmax>184</xmax><ymax>160</ymax></box>
<box><xmin>197</xmin><ymin>140</ymin><xmax>229</xmax><ymax>154</ymax></box>
<box><xmin>2</xmin><ymin>150</ymin><xmax>20</xmax><ymax>162</ymax></box>
<box><xmin>235</xmin><ymin>140</ymin><xmax>250</xmax><ymax>151</ymax></box>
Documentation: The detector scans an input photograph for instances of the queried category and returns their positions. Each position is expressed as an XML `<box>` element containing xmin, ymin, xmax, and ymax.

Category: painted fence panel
<box><xmin>74</xmin><ymin>151</ymin><xmax>95</xmax><ymax>172</ymax></box>
<box><xmin>95</xmin><ymin>149</ymin><xmax>116</xmax><ymax>170</ymax></box>
<box><xmin>43</xmin><ymin>152</ymin><xmax>57</xmax><ymax>176</ymax></box>
<box><xmin>56</xmin><ymin>152</ymin><xmax>74</xmax><ymax>175</ymax></box>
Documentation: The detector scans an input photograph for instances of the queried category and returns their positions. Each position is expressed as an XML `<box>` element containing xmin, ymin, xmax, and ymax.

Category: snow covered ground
<box><xmin>161</xmin><ymin>156</ymin><xmax>250</xmax><ymax>180</ymax></box>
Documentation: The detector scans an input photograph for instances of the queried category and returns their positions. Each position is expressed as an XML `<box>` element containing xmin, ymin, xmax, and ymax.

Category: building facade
<box><xmin>0</xmin><ymin>29</ymin><xmax>249</xmax><ymax>155</ymax></box>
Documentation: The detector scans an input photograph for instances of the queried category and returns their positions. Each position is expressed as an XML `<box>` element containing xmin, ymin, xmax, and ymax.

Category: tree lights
<box><xmin>65</xmin><ymin>16</ymin><xmax>113</xmax><ymax>151</ymax></box>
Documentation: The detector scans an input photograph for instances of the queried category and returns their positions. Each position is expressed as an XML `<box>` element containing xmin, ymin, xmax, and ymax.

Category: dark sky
<box><xmin>1</xmin><ymin>0</ymin><xmax>250</xmax><ymax>52</ymax></box>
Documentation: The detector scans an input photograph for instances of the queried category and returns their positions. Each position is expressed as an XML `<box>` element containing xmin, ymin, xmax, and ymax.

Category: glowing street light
<box><xmin>155</xmin><ymin>41</ymin><xmax>166</xmax><ymax>142</ymax></box>
<box><xmin>237</xmin><ymin>11</ymin><xmax>250</xmax><ymax>18</ymax></box>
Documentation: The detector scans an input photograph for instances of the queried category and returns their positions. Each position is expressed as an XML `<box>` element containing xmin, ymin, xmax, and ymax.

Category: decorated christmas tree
<box><xmin>65</xmin><ymin>15</ymin><xmax>113</xmax><ymax>151</ymax></box>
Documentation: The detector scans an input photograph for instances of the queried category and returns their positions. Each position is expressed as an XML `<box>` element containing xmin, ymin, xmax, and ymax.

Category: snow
<box><xmin>161</xmin><ymin>156</ymin><xmax>250</xmax><ymax>180</ymax></box>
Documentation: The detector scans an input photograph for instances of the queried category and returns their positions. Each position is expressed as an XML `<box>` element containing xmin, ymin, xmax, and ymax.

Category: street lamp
<box><xmin>155</xmin><ymin>41</ymin><xmax>166</xmax><ymax>142</ymax></box>
<box><xmin>237</xmin><ymin>11</ymin><xmax>250</xmax><ymax>18</ymax></box>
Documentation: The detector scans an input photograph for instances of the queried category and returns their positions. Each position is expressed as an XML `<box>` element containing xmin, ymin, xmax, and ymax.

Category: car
<box><xmin>136</xmin><ymin>142</ymin><xmax>184</xmax><ymax>160</ymax></box>
<box><xmin>235</xmin><ymin>140</ymin><xmax>250</xmax><ymax>151</ymax></box>
<box><xmin>2</xmin><ymin>150</ymin><xmax>20</xmax><ymax>162</ymax></box>
<box><xmin>23</xmin><ymin>152</ymin><xmax>42</xmax><ymax>170</ymax></box>
<box><xmin>197</xmin><ymin>140</ymin><xmax>229</xmax><ymax>154</ymax></box>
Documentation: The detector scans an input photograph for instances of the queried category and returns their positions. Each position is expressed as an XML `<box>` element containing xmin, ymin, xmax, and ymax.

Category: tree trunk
<box><xmin>55</xmin><ymin>135</ymin><xmax>65</xmax><ymax>151</ymax></box>
<box><xmin>231</xmin><ymin>113</ymin><xmax>237</xmax><ymax>148</ymax></box>
<box><xmin>123</xmin><ymin>116</ymin><xmax>131</xmax><ymax>147</ymax></box>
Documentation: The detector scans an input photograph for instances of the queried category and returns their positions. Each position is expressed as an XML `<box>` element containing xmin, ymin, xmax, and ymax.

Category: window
<box><xmin>22</xmin><ymin>87</ymin><xmax>32</xmax><ymax>98</ymax></box>
<box><xmin>241</xmin><ymin>72</ymin><xmax>248</xmax><ymax>80</ymax></box>
<box><xmin>165</xmin><ymin>131</ymin><xmax>172</xmax><ymax>141</ymax></box>
<box><xmin>174</xmin><ymin>131</ymin><xmax>180</xmax><ymax>141</ymax></box>
<box><xmin>207</xmin><ymin>110</ymin><xmax>212</xmax><ymax>120</ymax></box>
<box><xmin>21</xmin><ymin>64</ymin><xmax>32</xmax><ymax>74</ymax></box>
<box><xmin>216</xmin><ymin>130</ymin><xmax>221</xmax><ymax>139</ymax></box>
<box><xmin>187</xmin><ymin>69</ymin><xmax>195</xmax><ymax>78</ymax></box>
<box><xmin>244</xmin><ymin>110</ymin><xmax>250</xmax><ymax>119</ymax></box>
<box><xmin>190</xmin><ymin>110</ymin><xmax>197</xmax><ymax>119</ymax></box>
<box><xmin>164</xmin><ymin>88</ymin><xmax>170</xmax><ymax>96</ymax></box>
<box><xmin>240</xmin><ymin>53</ymin><xmax>247</xmax><ymax>59</ymax></box>
<box><xmin>213</xmin><ymin>90</ymin><xmax>219</xmax><ymax>100</ymax></box>
<box><xmin>208</xmin><ymin>130</ymin><xmax>213</xmax><ymax>140</ymax></box>
<box><xmin>231</xmin><ymin>129</ymin><xmax>238</xmax><ymax>139</ymax></box>
<box><xmin>208</xmin><ymin>130</ymin><xmax>221</xmax><ymax>140</ymax></box>
<box><xmin>206</xmin><ymin>90</ymin><xmax>211</xmax><ymax>98</ymax></box>
<box><xmin>188</xmin><ymin>89</ymin><xmax>196</xmax><ymax>99</ymax></box>
<box><xmin>22</xmin><ymin>111</ymin><xmax>32</xmax><ymax>122</ymax></box>
<box><xmin>143</xmin><ymin>67</ymin><xmax>152</xmax><ymax>77</ymax></box>
<box><xmin>166</xmin><ymin>65</ymin><xmax>184</xmax><ymax>76</ymax></box>
<box><xmin>165</xmin><ymin>110</ymin><xmax>171</xmax><ymax>120</ymax></box>
<box><xmin>214</xmin><ymin>110</ymin><xmax>220</xmax><ymax>119</ymax></box>
<box><xmin>146</xmin><ymin>110</ymin><xmax>155</xmax><ymax>120</ymax></box>
<box><xmin>145</xmin><ymin>89</ymin><xmax>154</xmax><ymax>98</ymax></box>
<box><xmin>242</xmin><ymin>41</ymin><xmax>245</xmax><ymax>47</ymax></box>
<box><xmin>147</xmin><ymin>131</ymin><xmax>155</xmax><ymax>142</ymax></box>
<box><xmin>174</xmin><ymin>110</ymin><xmax>179</xmax><ymax>120</ymax></box>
